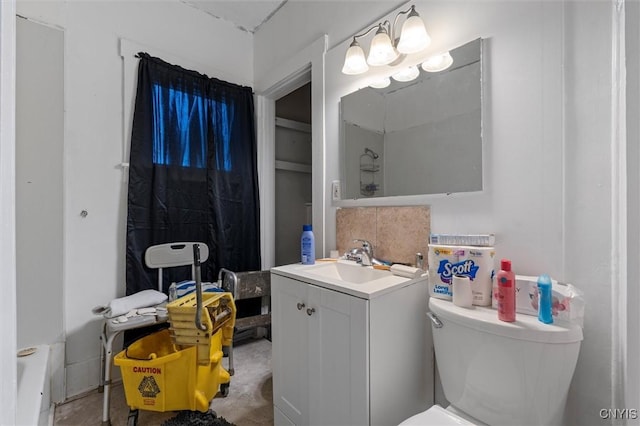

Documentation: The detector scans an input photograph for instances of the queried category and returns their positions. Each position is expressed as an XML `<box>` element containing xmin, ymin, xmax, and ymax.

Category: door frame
<box><xmin>255</xmin><ymin>35</ymin><xmax>328</xmax><ymax>269</ymax></box>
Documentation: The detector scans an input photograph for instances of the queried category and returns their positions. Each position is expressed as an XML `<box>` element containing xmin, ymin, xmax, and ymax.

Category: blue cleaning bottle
<box><xmin>301</xmin><ymin>224</ymin><xmax>315</xmax><ymax>265</ymax></box>
<box><xmin>537</xmin><ymin>274</ymin><xmax>553</xmax><ymax>324</ymax></box>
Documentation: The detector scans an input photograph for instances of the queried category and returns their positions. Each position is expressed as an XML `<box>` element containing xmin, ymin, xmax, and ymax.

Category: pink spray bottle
<box><xmin>496</xmin><ymin>259</ymin><xmax>516</xmax><ymax>322</ymax></box>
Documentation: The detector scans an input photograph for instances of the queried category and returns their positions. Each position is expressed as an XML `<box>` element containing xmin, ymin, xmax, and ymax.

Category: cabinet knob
<box><xmin>306</xmin><ymin>307</ymin><xmax>316</xmax><ymax>316</ymax></box>
<box><xmin>297</xmin><ymin>302</ymin><xmax>305</xmax><ymax>310</ymax></box>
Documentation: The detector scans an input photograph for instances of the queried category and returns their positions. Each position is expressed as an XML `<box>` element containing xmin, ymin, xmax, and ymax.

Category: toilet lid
<box><xmin>400</xmin><ymin>405</ymin><xmax>475</xmax><ymax>425</ymax></box>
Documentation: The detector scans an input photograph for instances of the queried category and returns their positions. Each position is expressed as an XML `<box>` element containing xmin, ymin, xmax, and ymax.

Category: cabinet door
<box><xmin>307</xmin><ymin>284</ymin><xmax>369</xmax><ymax>426</ymax></box>
<box><xmin>274</xmin><ymin>405</ymin><xmax>296</xmax><ymax>426</ymax></box>
<box><xmin>272</xmin><ymin>275</ymin><xmax>310</xmax><ymax>425</ymax></box>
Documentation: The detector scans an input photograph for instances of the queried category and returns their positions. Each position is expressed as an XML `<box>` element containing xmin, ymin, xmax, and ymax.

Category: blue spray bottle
<box><xmin>537</xmin><ymin>274</ymin><xmax>553</xmax><ymax>324</ymax></box>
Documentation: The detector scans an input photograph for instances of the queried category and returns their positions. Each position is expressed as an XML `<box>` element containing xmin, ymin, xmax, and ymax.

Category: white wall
<box><xmin>254</xmin><ymin>1</ymin><xmax>404</xmax><ymax>83</ymax></box>
<box><xmin>256</xmin><ymin>1</ymin><xmax>621</xmax><ymax>424</ymax></box>
<box><xmin>15</xmin><ymin>14</ymin><xmax>64</xmax><ymax>348</ymax></box>
<box><xmin>16</xmin><ymin>0</ymin><xmax>252</xmax><ymax>398</ymax></box>
<box><xmin>16</xmin><ymin>16</ymin><xmax>65</xmax><ymax>404</ymax></box>
<box><xmin>0</xmin><ymin>0</ymin><xmax>17</xmax><ymax>423</ymax></box>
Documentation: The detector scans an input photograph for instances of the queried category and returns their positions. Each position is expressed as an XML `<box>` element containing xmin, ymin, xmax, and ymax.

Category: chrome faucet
<box><xmin>348</xmin><ymin>248</ymin><xmax>373</xmax><ymax>266</ymax></box>
<box><xmin>345</xmin><ymin>239</ymin><xmax>391</xmax><ymax>267</ymax></box>
<box><xmin>353</xmin><ymin>239</ymin><xmax>373</xmax><ymax>257</ymax></box>
<box><xmin>347</xmin><ymin>239</ymin><xmax>374</xmax><ymax>266</ymax></box>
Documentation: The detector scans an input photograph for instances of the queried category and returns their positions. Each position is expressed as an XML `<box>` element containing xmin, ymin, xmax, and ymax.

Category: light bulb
<box><xmin>421</xmin><ymin>52</ymin><xmax>454</xmax><ymax>72</ymax></box>
<box><xmin>396</xmin><ymin>8</ymin><xmax>431</xmax><ymax>54</ymax></box>
<box><xmin>342</xmin><ymin>39</ymin><xmax>369</xmax><ymax>75</ymax></box>
<box><xmin>342</xmin><ymin>37</ymin><xmax>369</xmax><ymax>75</ymax></box>
<box><xmin>369</xmin><ymin>77</ymin><xmax>391</xmax><ymax>89</ymax></box>
<box><xmin>367</xmin><ymin>25</ymin><xmax>398</xmax><ymax>66</ymax></box>
<box><xmin>392</xmin><ymin>65</ymin><xmax>420</xmax><ymax>82</ymax></box>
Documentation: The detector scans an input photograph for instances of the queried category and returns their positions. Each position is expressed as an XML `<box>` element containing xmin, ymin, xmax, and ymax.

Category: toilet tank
<box><xmin>429</xmin><ymin>298</ymin><xmax>583</xmax><ymax>426</ymax></box>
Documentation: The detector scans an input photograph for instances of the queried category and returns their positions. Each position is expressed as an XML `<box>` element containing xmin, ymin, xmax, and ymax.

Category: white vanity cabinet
<box><xmin>271</xmin><ymin>265</ymin><xmax>433</xmax><ymax>426</ymax></box>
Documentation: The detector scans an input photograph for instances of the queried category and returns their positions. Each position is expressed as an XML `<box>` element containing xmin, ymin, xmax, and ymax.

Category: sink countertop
<box><xmin>271</xmin><ymin>260</ymin><xmax>427</xmax><ymax>300</ymax></box>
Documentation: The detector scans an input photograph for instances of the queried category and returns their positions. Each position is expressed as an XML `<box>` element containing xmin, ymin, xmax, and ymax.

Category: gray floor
<box><xmin>53</xmin><ymin>337</ymin><xmax>273</xmax><ymax>426</ymax></box>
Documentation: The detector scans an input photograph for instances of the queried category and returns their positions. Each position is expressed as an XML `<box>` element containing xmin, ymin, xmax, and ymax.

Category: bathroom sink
<box><xmin>272</xmin><ymin>260</ymin><xmax>425</xmax><ymax>299</ymax></box>
<box><xmin>305</xmin><ymin>261</ymin><xmax>390</xmax><ymax>285</ymax></box>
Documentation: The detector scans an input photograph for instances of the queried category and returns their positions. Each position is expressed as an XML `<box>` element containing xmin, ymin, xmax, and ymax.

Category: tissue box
<box><xmin>428</xmin><ymin>244</ymin><xmax>495</xmax><ymax>306</ymax></box>
<box><xmin>492</xmin><ymin>275</ymin><xmax>585</xmax><ymax>327</ymax></box>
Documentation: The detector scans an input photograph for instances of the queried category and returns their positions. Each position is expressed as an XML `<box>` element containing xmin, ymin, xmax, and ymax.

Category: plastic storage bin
<box><xmin>114</xmin><ymin>328</ymin><xmax>229</xmax><ymax>413</ymax></box>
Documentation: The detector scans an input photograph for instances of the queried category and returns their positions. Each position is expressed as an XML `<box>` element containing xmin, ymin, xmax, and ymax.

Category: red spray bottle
<box><xmin>496</xmin><ymin>259</ymin><xmax>516</xmax><ymax>322</ymax></box>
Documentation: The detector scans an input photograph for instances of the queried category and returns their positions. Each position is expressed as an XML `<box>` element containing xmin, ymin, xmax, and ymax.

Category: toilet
<box><xmin>400</xmin><ymin>297</ymin><xmax>583</xmax><ymax>425</ymax></box>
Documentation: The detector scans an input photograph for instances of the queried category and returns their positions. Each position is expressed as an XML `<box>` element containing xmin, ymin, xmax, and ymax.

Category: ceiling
<box><xmin>184</xmin><ymin>0</ymin><xmax>288</xmax><ymax>33</ymax></box>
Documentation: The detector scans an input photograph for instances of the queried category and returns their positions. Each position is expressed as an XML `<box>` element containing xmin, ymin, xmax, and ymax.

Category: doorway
<box><xmin>274</xmin><ymin>83</ymin><xmax>312</xmax><ymax>266</ymax></box>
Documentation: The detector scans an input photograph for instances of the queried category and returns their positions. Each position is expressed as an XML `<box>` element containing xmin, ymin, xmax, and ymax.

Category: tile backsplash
<box><xmin>335</xmin><ymin>206</ymin><xmax>430</xmax><ymax>267</ymax></box>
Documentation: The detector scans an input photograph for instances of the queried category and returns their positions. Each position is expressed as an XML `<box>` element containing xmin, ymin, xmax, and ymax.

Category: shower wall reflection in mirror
<box><xmin>340</xmin><ymin>38</ymin><xmax>483</xmax><ymax>199</ymax></box>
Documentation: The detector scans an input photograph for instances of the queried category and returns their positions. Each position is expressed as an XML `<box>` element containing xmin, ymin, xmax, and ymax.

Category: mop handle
<box><xmin>193</xmin><ymin>243</ymin><xmax>207</xmax><ymax>331</ymax></box>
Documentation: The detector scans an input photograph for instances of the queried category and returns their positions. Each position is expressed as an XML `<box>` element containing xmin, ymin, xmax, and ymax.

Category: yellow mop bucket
<box><xmin>114</xmin><ymin>328</ymin><xmax>229</xmax><ymax>412</ymax></box>
<box><xmin>167</xmin><ymin>291</ymin><xmax>236</xmax><ymax>364</ymax></box>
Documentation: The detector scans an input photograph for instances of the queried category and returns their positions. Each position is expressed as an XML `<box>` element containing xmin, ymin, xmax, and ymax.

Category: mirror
<box><xmin>340</xmin><ymin>38</ymin><xmax>483</xmax><ymax>198</ymax></box>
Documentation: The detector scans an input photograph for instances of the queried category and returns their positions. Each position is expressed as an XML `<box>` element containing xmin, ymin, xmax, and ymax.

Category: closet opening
<box><xmin>274</xmin><ymin>83</ymin><xmax>312</xmax><ymax>266</ymax></box>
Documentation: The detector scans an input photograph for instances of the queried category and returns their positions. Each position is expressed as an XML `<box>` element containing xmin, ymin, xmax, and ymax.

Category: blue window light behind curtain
<box><xmin>210</xmin><ymin>99</ymin><xmax>233</xmax><ymax>172</ymax></box>
<box><xmin>151</xmin><ymin>84</ymin><xmax>233</xmax><ymax>172</ymax></box>
<box><xmin>126</xmin><ymin>53</ymin><xmax>261</xmax><ymax>295</ymax></box>
<box><xmin>151</xmin><ymin>84</ymin><xmax>207</xmax><ymax>168</ymax></box>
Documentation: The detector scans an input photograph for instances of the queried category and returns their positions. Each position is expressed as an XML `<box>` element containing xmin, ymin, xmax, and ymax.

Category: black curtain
<box><xmin>126</xmin><ymin>53</ymin><xmax>261</xmax><ymax>295</ymax></box>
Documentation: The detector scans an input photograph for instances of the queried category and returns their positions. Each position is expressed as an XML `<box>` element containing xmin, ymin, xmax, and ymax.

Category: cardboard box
<box><xmin>492</xmin><ymin>275</ymin><xmax>585</xmax><ymax>327</ymax></box>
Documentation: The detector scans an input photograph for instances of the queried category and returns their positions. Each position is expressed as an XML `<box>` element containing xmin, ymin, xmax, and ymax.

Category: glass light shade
<box><xmin>342</xmin><ymin>41</ymin><xmax>369</xmax><ymax>75</ymax></box>
<box><xmin>369</xmin><ymin>77</ymin><xmax>391</xmax><ymax>89</ymax></box>
<box><xmin>392</xmin><ymin>65</ymin><xmax>420</xmax><ymax>82</ymax></box>
<box><xmin>367</xmin><ymin>28</ymin><xmax>398</xmax><ymax>66</ymax></box>
<box><xmin>422</xmin><ymin>52</ymin><xmax>454</xmax><ymax>72</ymax></box>
<box><xmin>396</xmin><ymin>15</ymin><xmax>431</xmax><ymax>54</ymax></box>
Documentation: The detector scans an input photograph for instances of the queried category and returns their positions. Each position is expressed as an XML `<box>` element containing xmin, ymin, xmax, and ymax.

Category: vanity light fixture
<box><xmin>342</xmin><ymin>4</ymin><xmax>430</xmax><ymax>75</ymax></box>
<box><xmin>422</xmin><ymin>51</ymin><xmax>454</xmax><ymax>72</ymax></box>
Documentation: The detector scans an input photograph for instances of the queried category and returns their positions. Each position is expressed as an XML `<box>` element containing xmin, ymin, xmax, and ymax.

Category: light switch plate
<box><xmin>331</xmin><ymin>180</ymin><xmax>341</xmax><ymax>201</ymax></box>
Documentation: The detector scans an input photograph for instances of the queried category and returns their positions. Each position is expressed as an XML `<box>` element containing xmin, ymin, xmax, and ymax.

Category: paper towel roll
<box><xmin>390</xmin><ymin>264</ymin><xmax>424</xmax><ymax>279</ymax></box>
<box><xmin>457</xmin><ymin>246</ymin><xmax>495</xmax><ymax>306</ymax></box>
<box><xmin>452</xmin><ymin>275</ymin><xmax>473</xmax><ymax>308</ymax></box>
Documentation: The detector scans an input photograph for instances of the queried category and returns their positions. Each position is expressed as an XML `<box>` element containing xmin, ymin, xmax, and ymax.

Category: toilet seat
<box><xmin>399</xmin><ymin>404</ymin><xmax>475</xmax><ymax>425</ymax></box>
